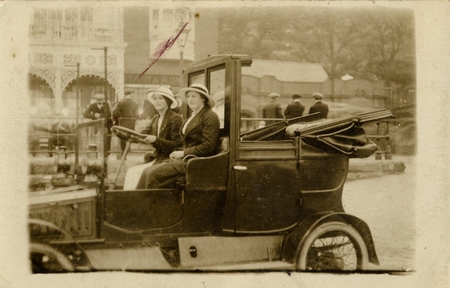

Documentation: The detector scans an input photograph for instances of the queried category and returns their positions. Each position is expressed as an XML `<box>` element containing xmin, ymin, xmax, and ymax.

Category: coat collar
<box><xmin>182</xmin><ymin>106</ymin><xmax>209</xmax><ymax>137</ymax></box>
<box><xmin>152</xmin><ymin>109</ymin><xmax>174</xmax><ymax>136</ymax></box>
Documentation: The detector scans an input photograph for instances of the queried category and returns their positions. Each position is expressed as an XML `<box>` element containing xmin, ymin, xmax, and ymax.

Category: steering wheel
<box><xmin>111</xmin><ymin>126</ymin><xmax>147</xmax><ymax>144</ymax></box>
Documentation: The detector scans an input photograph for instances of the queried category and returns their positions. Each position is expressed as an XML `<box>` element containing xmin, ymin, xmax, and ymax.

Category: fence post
<box><xmin>385</xmin><ymin>121</ymin><xmax>392</xmax><ymax>160</ymax></box>
<box><xmin>375</xmin><ymin>122</ymin><xmax>382</xmax><ymax>160</ymax></box>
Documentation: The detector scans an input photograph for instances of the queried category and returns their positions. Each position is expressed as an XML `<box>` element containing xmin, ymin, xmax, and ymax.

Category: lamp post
<box><xmin>64</xmin><ymin>63</ymin><xmax>80</xmax><ymax>170</ymax></box>
<box><xmin>92</xmin><ymin>47</ymin><xmax>109</xmax><ymax>103</ymax></box>
<box><xmin>64</xmin><ymin>63</ymin><xmax>80</xmax><ymax>126</ymax></box>
<box><xmin>177</xmin><ymin>22</ymin><xmax>191</xmax><ymax>89</ymax></box>
<box><xmin>75</xmin><ymin>63</ymin><xmax>80</xmax><ymax>127</ymax></box>
<box><xmin>91</xmin><ymin>46</ymin><xmax>110</xmax><ymax>176</ymax></box>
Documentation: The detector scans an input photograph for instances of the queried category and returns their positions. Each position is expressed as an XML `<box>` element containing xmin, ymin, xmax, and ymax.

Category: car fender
<box><xmin>282</xmin><ymin>212</ymin><xmax>379</xmax><ymax>265</ymax></box>
<box><xmin>28</xmin><ymin>219</ymin><xmax>93</xmax><ymax>271</ymax></box>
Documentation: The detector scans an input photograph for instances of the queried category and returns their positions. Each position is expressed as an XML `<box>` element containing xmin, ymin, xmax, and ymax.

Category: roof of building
<box><xmin>242</xmin><ymin>59</ymin><xmax>329</xmax><ymax>83</ymax></box>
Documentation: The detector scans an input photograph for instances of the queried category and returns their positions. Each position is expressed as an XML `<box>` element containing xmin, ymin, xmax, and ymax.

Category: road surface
<box><xmin>343</xmin><ymin>156</ymin><xmax>416</xmax><ymax>271</ymax></box>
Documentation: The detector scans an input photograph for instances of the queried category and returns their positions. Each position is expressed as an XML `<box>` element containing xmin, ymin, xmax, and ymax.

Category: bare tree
<box><xmin>364</xmin><ymin>9</ymin><xmax>415</xmax><ymax>87</ymax></box>
<box><xmin>216</xmin><ymin>7</ymin><xmax>415</xmax><ymax>90</ymax></box>
<box><xmin>299</xmin><ymin>9</ymin><xmax>374</xmax><ymax>97</ymax></box>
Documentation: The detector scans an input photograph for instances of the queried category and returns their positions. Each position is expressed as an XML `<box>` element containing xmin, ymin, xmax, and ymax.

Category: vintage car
<box><xmin>28</xmin><ymin>54</ymin><xmax>394</xmax><ymax>273</ymax></box>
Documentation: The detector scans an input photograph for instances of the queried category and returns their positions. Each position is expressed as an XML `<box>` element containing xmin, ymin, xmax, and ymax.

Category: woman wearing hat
<box><xmin>124</xmin><ymin>87</ymin><xmax>183</xmax><ymax>190</ymax></box>
<box><xmin>137</xmin><ymin>83</ymin><xmax>220</xmax><ymax>189</ymax></box>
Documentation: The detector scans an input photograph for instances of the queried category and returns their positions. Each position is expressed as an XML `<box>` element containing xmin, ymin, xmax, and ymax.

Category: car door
<box><xmin>232</xmin><ymin>139</ymin><xmax>302</xmax><ymax>233</ymax></box>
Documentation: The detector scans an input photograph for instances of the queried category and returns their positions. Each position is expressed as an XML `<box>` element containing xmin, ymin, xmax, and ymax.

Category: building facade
<box><xmin>28</xmin><ymin>4</ymin><xmax>387</xmax><ymax>121</ymax></box>
<box><xmin>28</xmin><ymin>5</ymin><xmax>196</xmax><ymax>119</ymax></box>
<box><xmin>123</xmin><ymin>6</ymin><xmax>195</xmax><ymax>114</ymax></box>
<box><xmin>29</xmin><ymin>6</ymin><xmax>127</xmax><ymax>118</ymax></box>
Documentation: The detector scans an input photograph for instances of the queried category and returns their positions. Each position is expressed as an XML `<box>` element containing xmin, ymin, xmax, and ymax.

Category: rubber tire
<box><xmin>297</xmin><ymin>222</ymin><xmax>369</xmax><ymax>271</ymax></box>
<box><xmin>30</xmin><ymin>243</ymin><xmax>75</xmax><ymax>273</ymax></box>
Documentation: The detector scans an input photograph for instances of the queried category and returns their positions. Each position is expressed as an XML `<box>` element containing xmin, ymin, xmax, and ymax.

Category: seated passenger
<box><xmin>137</xmin><ymin>83</ymin><xmax>220</xmax><ymax>189</ymax></box>
<box><xmin>123</xmin><ymin>87</ymin><xmax>182</xmax><ymax>190</ymax></box>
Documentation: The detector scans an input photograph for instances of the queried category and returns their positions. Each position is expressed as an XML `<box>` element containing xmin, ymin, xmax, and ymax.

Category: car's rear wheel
<box><xmin>297</xmin><ymin>222</ymin><xmax>369</xmax><ymax>271</ymax></box>
<box><xmin>30</xmin><ymin>243</ymin><xmax>74</xmax><ymax>273</ymax></box>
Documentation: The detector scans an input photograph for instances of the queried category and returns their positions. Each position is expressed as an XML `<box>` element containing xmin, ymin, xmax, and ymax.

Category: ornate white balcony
<box><xmin>30</xmin><ymin>20</ymin><xmax>121</xmax><ymax>43</ymax></box>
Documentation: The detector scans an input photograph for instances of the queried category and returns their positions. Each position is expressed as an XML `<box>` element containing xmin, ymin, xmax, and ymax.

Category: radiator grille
<box><xmin>29</xmin><ymin>200</ymin><xmax>96</xmax><ymax>238</ymax></box>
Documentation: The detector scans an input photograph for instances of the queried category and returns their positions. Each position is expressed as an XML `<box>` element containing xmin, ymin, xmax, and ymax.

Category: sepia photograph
<box><xmin>0</xmin><ymin>1</ymin><xmax>448</xmax><ymax>287</ymax></box>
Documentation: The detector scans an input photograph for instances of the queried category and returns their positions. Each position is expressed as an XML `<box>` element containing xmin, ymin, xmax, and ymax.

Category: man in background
<box><xmin>284</xmin><ymin>93</ymin><xmax>305</xmax><ymax>119</ymax></box>
<box><xmin>262</xmin><ymin>92</ymin><xmax>283</xmax><ymax>125</ymax></box>
<box><xmin>113</xmin><ymin>90</ymin><xmax>139</xmax><ymax>156</ymax></box>
<box><xmin>308</xmin><ymin>92</ymin><xmax>329</xmax><ymax>120</ymax></box>
<box><xmin>84</xmin><ymin>94</ymin><xmax>111</xmax><ymax>120</ymax></box>
<box><xmin>83</xmin><ymin>93</ymin><xmax>112</xmax><ymax>156</ymax></box>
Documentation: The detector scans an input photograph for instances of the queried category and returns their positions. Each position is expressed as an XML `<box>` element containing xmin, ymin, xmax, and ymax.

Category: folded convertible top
<box><xmin>286</xmin><ymin>109</ymin><xmax>394</xmax><ymax>158</ymax></box>
<box><xmin>286</xmin><ymin>109</ymin><xmax>394</xmax><ymax>137</ymax></box>
<box><xmin>240</xmin><ymin>109</ymin><xmax>394</xmax><ymax>158</ymax></box>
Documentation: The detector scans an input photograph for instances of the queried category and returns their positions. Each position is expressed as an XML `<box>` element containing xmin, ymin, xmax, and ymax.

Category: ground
<box><xmin>344</xmin><ymin>156</ymin><xmax>416</xmax><ymax>271</ymax></box>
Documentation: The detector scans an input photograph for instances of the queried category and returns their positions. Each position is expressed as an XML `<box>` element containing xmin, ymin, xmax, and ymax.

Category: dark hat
<box><xmin>313</xmin><ymin>92</ymin><xmax>324</xmax><ymax>100</ymax></box>
<box><xmin>292</xmin><ymin>94</ymin><xmax>302</xmax><ymax>99</ymax></box>
<box><xmin>124</xmin><ymin>90</ymin><xmax>134</xmax><ymax>95</ymax></box>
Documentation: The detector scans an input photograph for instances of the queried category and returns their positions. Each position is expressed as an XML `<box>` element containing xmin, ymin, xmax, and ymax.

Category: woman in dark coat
<box><xmin>124</xmin><ymin>87</ymin><xmax>182</xmax><ymax>189</ymax></box>
<box><xmin>137</xmin><ymin>83</ymin><xmax>220</xmax><ymax>189</ymax></box>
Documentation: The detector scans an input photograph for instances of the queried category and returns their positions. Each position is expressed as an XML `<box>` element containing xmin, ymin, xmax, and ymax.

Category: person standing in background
<box><xmin>83</xmin><ymin>93</ymin><xmax>113</xmax><ymax>156</ymax></box>
<box><xmin>284</xmin><ymin>94</ymin><xmax>305</xmax><ymax>119</ymax></box>
<box><xmin>84</xmin><ymin>94</ymin><xmax>111</xmax><ymax>120</ymax></box>
<box><xmin>262</xmin><ymin>92</ymin><xmax>283</xmax><ymax>125</ymax></box>
<box><xmin>113</xmin><ymin>90</ymin><xmax>139</xmax><ymax>156</ymax></box>
<box><xmin>308</xmin><ymin>92</ymin><xmax>329</xmax><ymax>119</ymax></box>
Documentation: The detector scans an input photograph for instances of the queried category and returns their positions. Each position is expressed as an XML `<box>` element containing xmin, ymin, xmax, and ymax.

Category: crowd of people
<box><xmin>262</xmin><ymin>91</ymin><xmax>329</xmax><ymax>125</ymax></box>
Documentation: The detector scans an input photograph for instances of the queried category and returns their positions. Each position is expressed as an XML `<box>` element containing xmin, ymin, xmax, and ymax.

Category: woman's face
<box><xmin>186</xmin><ymin>91</ymin><xmax>205</xmax><ymax>111</ymax></box>
<box><xmin>151</xmin><ymin>94</ymin><xmax>169</xmax><ymax>112</ymax></box>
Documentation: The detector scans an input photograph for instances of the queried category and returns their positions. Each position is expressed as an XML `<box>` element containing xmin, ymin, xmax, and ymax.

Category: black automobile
<box><xmin>29</xmin><ymin>54</ymin><xmax>393</xmax><ymax>272</ymax></box>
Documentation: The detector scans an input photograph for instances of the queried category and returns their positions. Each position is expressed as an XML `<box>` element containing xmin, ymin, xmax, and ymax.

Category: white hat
<box><xmin>178</xmin><ymin>83</ymin><xmax>215</xmax><ymax>108</ymax></box>
<box><xmin>94</xmin><ymin>94</ymin><xmax>105</xmax><ymax>100</ymax></box>
<box><xmin>312</xmin><ymin>92</ymin><xmax>324</xmax><ymax>100</ymax></box>
<box><xmin>268</xmin><ymin>92</ymin><xmax>280</xmax><ymax>99</ymax></box>
<box><xmin>147</xmin><ymin>86</ymin><xmax>179</xmax><ymax>109</ymax></box>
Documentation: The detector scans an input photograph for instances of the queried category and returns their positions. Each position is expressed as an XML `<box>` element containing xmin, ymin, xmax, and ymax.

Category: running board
<box><xmin>178</xmin><ymin>236</ymin><xmax>284</xmax><ymax>268</ymax></box>
<box><xmin>186</xmin><ymin>260</ymin><xmax>296</xmax><ymax>271</ymax></box>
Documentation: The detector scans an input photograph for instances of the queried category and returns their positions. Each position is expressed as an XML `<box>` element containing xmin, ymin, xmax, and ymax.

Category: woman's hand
<box><xmin>144</xmin><ymin>135</ymin><xmax>156</xmax><ymax>144</ymax></box>
<box><xmin>170</xmin><ymin>151</ymin><xmax>184</xmax><ymax>160</ymax></box>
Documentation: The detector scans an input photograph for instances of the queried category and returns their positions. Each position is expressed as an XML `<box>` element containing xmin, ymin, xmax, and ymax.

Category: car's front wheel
<box><xmin>30</xmin><ymin>243</ymin><xmax>75</xmax><ymax>273</ymax></box>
